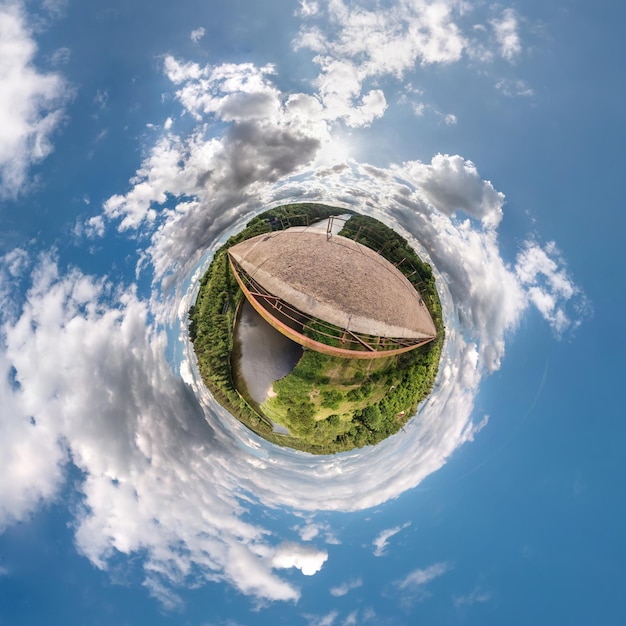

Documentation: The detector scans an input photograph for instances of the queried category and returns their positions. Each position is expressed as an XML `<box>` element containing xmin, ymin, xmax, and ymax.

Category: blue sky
<box><xmin>0</xmin><ymin>1</ymin><xmax>623</xmax><ymax>625</ymax></box>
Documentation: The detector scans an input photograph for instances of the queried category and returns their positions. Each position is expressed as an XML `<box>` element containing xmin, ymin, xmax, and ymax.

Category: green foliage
<box><xmin>328</xmin><ymin>414</ymin><xmax>341</xmax><ymax>427</ymax></box>
<box><xmin>361</xmin><ymin>405</ymin><xmax>384</xmax><ymax>431</ymax></box>
<box><xmin>321</xmin><ymin>389</ymin><xmax>344</xmax><ymax>409</ymax></box>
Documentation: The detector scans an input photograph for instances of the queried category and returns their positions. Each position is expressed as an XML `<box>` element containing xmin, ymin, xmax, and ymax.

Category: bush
<box><xmin>321</xmin><ymin>389</ymin><xmax>344</xmax><ymax>409</ymax></box>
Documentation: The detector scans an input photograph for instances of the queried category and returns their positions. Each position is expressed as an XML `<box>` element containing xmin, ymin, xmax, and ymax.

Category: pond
<box><xmin>231</xmin><ymin>299</ymin><xmax>303</xmax><ymax>407</ymax></box>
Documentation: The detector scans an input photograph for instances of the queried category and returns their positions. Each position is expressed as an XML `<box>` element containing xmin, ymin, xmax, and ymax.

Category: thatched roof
<box><xmin>228</xmin><ymin>230</ymin><xmax>436</xmax><ymax>340</ymax></box>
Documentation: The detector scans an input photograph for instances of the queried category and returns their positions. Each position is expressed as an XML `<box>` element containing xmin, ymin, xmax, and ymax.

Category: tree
<box><xmin>361</xmin><ymin>405</ymin><xmax>383</xmax><ymax>431</ymax></box>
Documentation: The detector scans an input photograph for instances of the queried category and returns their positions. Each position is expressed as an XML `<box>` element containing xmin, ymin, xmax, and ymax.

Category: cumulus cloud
<box><xmin>515</xmin><ymin>240</ymin><xmax>586</xmax><ymax>335</ymax></box>
<box><xmin>372</xmin><ymin>522</ymin><xmax>410</xmax><ymax>557</ymax></box>
<box><xmin>271</xmin><ymin>542</ymin><xmax>328</xmax><ymax>576</ymax></box>
<box><xmin>295</xmin><ymin>0</ymin><xmax>466</xmax><ymax>126</ymax></box>
<box><xmin>403</xmin><ymin>154</ymin><xmax>505</xmax><ymax>228</ymax></box>
<box><xmin>104</xmin><ymin>58</ymin><xmax>325</xmax><ymax>235</ymax></box>
<box><xmin>297</xmin><ymin>0</ymin><xmax>467</xmax><ymax>75</ymax></box>
<box><xmin>0</xmin><ymin>2</ymin><xmax>70</xmax><ymax>196</ymax></box>
<box><xmin>0</xmin><ymin>248</ymin><xmax>31</xmax><ymax>324</ymax></box>
<box><xmin>2</xmin><ymin>140</ymin><xmax>542</xmax><ymax>603</ymax></box>
<box><xmin>295</xmin><ymin>522</ymin><xmax>321</xmax><ymax>541</ymax></box>
<box><xmin>0</xmin><ymin>345</ymin><xmax>68</xmax><ymax>531</ymax></box>
<box><xmin>98</xmin><ymin>102</ymin><xmax>585</xmax><ymax>519</ymax></box>
<box><xmin>98</xmin><ymin>108</ymin><xmax>586</xmax><ymax>541</ymax></box>
<box><xmin>294</xmin><ymin>0</ymin><xmax>529</xmax><ymax>127</ymax></box>
<box><xmin>312</xmin><ymin>57</ymin><xmax>388</xmax><ymax>127</ymax></box>
<box><xmin>73</xmin><ymin>215</ymin><xmax>105</xmax><ymax>240</ymax></box>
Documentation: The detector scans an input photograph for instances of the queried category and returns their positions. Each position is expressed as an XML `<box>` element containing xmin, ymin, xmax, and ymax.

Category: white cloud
<box><xmin>2</xmin><ymin>247</ymin><xmax>29</xmax><ymax>278</ymax></box>
<box><xmin>305</xmin><ymin>611</ymin><xmax>339</xmax><ymax>626</ymax></box>
<box><xmin>311</xmin><ymin>57</ymin><xmax>387</xmax><ymax>126</ymax></box>
<box><xmin>271</xmin><ymin>542</ymin><xmax>328</xmax><ymax>576</ymax></box>
<box><xmin>101</xmin><ymin>141</ymin><xmax>585</xmax><ymax>521</ymax></box>
<box><xmin>330</xmin><ymin>577</ymin><xmax>362</xmax><ymax>597</ymax></box>
<box><xmin>342</xmin><ymin>611</ymin><xmax>357</xmax><ymax>626</ymax></box>
<box><xmin>412</xmin><ymin>101</ymin><xmax>425</xmax><ymax>116</ymax></box>
<box><xmin>392</xmin><ymin>562</ymin><xmax>450</xmax><ymax>608</ymax></box>
<box><xmin>403</xmin><ymin>154</ymin><xmax>505</xmax><ymax>229</ymax></box>
<box><xmin>73</xmin><ymin>215</ymin><xmax>105</xmax><ymax>240</ymax></box>
<box><xmin>391</xmin><ymin>561</ymin><xmax>451</xmax><ymax>607</ymax></box>
<box><xmin>298</xmin><ymin>0</ymin><xmax>319</xmax><ymax>17</ymax></box>
<box><xmin>297</xmin><ymin>0</ymin><xmax>467</xmax><ymax>75</ymax></box>
<box><xmin>190</xmin><ymin>27</ymin><xmax>205</xmax><ymax>43</ymax></box>
<box><xmin>400</xmin><ymin>96</ymin><xmax>458</xmax><ymax>124</ymax></box>
<box><xmin>293</xmin><ymin>520</ymin><xmax>341</xmax><ymax>545</ymax></box>
<box><xmin>295</xmin><ymin>0</ymin><xmax>466</xmax><ymax>127</ymax></box>
<box><xmin>163</xmin><ymin>57</ymin><xmax>281</xmax><ymax>121</ymax></box>
<box><xmin>372</xmin><ymin>522</ymin><xmax>410</xmax><ymax>557</ymax></box>
<box><xmin>294</xmin><ymin>0</ymin><xmax>529</xmax><ymax>127</ymax></box>
<box><xmin>94</xmin><ymin>89</ymin><xmax>108</xmax><ymax>110</ymax></box>
<box><xmin>515</xmin><ymin>240</ymin><xmax>586</xmax><ymax>334</ymax></box>
<box><xmin>0</xmin><ymin>248</ymin><xmax>31</xmax><ymax>323</ymax></box>
<box><xmin>104</xmin><ymin>58</ymin><xmax>326</xmax><ymax>233</ymax></box>
<box><xmin>491</xmin><ymin>8</ymin><xmax>521</xmax><ymax>61</ymax></box>
<box><xmin>0</xmin><ymin>3</ymin><xmax>70</xmax><ymax>196</ymax></box>
<box><xmin>396</xmin><ymin>562</ymin><xmax>450</xmax><ymax>589</ymax></box>
<box><xmin>296</xmin><ymin>522</ymin><xmax>320</xmax><ymax>541</ymax></box>
<box><xmin>3</xmin><ymin>148</ymin><xmax>539</xmax><ymax>598</ymax></box>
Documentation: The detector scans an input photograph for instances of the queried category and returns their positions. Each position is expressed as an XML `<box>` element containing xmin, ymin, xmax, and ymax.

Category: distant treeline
<box><xmin>189</xmin><ymin>203</ymin><xmax>444</xmax><ymax>454</ymax></box>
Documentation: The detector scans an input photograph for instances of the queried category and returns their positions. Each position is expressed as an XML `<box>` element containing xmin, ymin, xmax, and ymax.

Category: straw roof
<box><xmin>228</xmin><ymin>230</ymin><xmax>436</xmax><ymax>340</ymax></box>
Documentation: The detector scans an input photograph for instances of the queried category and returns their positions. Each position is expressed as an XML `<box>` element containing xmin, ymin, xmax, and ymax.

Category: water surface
<box><xmin>232</xmin><ymin>300</ymin><xmax>303</xmax><ymax>405</ymax></box>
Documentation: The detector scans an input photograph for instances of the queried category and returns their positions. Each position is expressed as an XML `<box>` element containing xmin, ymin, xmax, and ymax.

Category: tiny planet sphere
<box><xmin>189</xmin><ymin>205</ymin><xmax>444</xmax><ymax>454</ymax></box>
